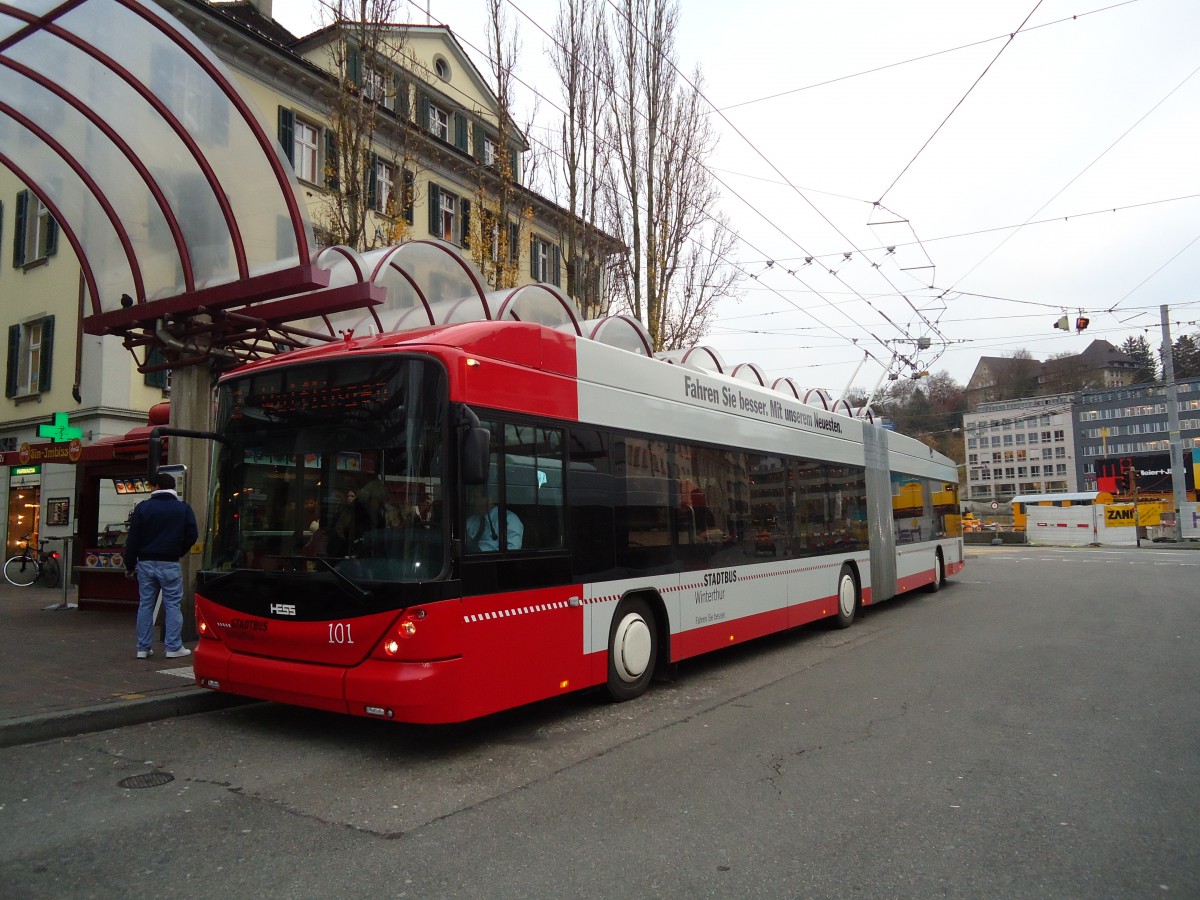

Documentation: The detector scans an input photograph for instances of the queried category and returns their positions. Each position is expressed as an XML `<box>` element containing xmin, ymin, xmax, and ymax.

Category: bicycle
<box><xmin>3</xmin><ymin>535</ymin><xmax>62</xmax><ymax>588</ymax></box>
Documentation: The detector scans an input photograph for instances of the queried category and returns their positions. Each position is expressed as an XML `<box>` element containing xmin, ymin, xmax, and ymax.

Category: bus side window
<box><xmin>504</xmin><ymin>423</ymin><xmax>565</xmax><ymax>551</ymax></box>
<box><xmin>615</xmin><ymin>437</ymin><xmax>674</xmax><ymax>572</ymax></box>
<box><xmin>567</xmin><ymin>428</ymin><xmax>616</xmax><ymax>578</ymax></box>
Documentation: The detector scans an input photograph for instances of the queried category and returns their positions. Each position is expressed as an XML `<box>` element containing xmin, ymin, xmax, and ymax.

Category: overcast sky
<box><xmin>271</xmin><ymin>0</ymin><xmax>1200</xmax><ymax>396</ymax></box>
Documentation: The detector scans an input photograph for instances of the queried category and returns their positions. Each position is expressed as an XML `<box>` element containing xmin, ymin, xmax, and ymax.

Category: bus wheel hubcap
<box><xmin>614</xmin><ymin>614</ymin><xmax>651</xmax><ymax>683</ymax></box>
<box><xmin>839</xmin><ymin>576</ymin><xmax>855</xmax><ymax>617</ymax></box>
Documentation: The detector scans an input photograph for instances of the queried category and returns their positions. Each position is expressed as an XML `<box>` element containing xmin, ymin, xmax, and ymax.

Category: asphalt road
<box><xmin>2</xmin><ymin>546</ymin><xmax>1197</xmax><ymax>899</ymax></box>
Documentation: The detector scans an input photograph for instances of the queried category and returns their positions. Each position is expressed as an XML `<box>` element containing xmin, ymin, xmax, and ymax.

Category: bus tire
<box><xmin>833</xmin><ymin>564</ymin><xmax>859</xmax><ymax>629</ymax></box>
<box><xmin>606</xmin><ymin>597</ymin><xmax>658</xmax><ymax>702</ymax></box>
<box><xmin>928</xmin><ymin>550</ymin><xmax>945</xmax><ymax>593</ymax></box>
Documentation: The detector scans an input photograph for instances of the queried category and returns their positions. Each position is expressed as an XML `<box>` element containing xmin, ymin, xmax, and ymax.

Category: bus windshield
<box><xmin>204</xmin><ymin>356</ymin><xmax>447</xmax><ymax>583</ymax></box>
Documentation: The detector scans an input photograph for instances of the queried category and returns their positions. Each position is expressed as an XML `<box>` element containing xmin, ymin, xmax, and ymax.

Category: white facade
<box><xmin>962</xmin><ymin>393</ymin><xmax>1079</xmax><ymax>511</ymax></box>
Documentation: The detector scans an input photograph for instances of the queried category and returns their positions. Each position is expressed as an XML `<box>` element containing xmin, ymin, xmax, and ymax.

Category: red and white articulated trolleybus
<box><xmin>193</xmin><ymin>320</ymin><xmax>963</xmax><ymax>724</ymax></box>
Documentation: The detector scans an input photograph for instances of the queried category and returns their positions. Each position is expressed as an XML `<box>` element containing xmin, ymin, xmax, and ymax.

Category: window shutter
<box><xmin>144</xmin><ymin>345</ymin><xmax>168</xmax><ymax>389</ymax></box>
<box><xmin>347</xmin><ymin>44</ymin><xmax>362</xmax><ymax>86</ymax></box>
<box><xmin>393</xmin><ymin>75</ymin><xmax>409</xmax><ymax>118</ymax></box>
<box><xmin>325</xmin><ymin>132</ymin><xmax>339</xmax><ymax>191</ymax></box>
<box><xmin>551</xmin><ymin>245</ymin><xmax>561</xmax><ymax>287</ymax></box>
<box><xmin>428</xmin><ymin>182</ymin><xmax>440</xmax><ymax>235</ymax></box>
<box><xmin>473</xmin><ymin>125</ymin><xmax>484</xmax><ymax>161</ymax></box>
<box><xmin>509</xmin><ymin>145</ymin><xmax>520</xmax><ymax>182</ymax></box>
<box><xmin>459</xmin><ymin>198</ymin><xmax>471</xmax><ymax>247</ymax></box>
<box><xmin>12</xmin><ymin>190</ymin><xmax>28</xmax><ymax>268</ymax></box>
<box><xmin>367</xmin><ymin>153</ymin><xmax>379</xmax><ymax>210</ymax></box>
<box><xmin>508</xmin><ymin>222</ymin><xmax>519</xmax><ymax>263</ymax></box>
<box><xmin>454</xmin><ymin>113</ymin><xmax>468</xmax><ymax>151</ymax></box>
<box><xmin>403</xmin><ymin>169</ymin><xmax>415</xmax><ymax>225</ymax></box>
<box><xmin>277</xmin><ymin>107</ymin><xmax>295</xmax><ymax>165</ymax></box>
<box><xmin>38</xmin><ymin>315</ymin><xmax>54</xmax><ymax>392</ymax></box>
<box><xmin>5</xmin><ymin>324</ymin><xmax>19</xmax><ymax>398</ymax></box>
<box><xmin>530</xmin><ymin>236</ymin><xmax>538</xmax><ymax>279</ymax></box>
<box><xmin>419</xmin><ymin>92</ymin><xmax>430</xmax><ymax>132</ymax></box>
<box><xmin>43</xmin><ymin>215</ymin><xmax>58</xmax><ymax>258</ymax></box>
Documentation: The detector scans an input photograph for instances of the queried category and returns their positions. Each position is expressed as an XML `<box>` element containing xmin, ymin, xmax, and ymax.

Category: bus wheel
<box><xmin>928</xmin><ymin>550</ymin><xmax>945</xmax><ymax>593</ymax></box>
<box><xmin>833</xmin><ymin>564</ymin><xmax>859</xmax><ymax>629</ymax></box>
<box><xmin>606</xmin><ymin>597</ymin><xmax>658</xmax><ymax>702</ymax></box>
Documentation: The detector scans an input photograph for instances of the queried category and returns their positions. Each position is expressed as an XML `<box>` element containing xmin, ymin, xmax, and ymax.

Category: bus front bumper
<box><xmin>194</xmin><ymin>641</ymin><xmax>466</xmax><ymax>724</ymax></box>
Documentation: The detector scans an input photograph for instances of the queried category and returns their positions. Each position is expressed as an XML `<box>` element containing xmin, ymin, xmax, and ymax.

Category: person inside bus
<box><xmin>408</xmin><ymin>492</ymin><xmax>435</xmax><ymax>527</ymax></box>
<box><xmin>328</xmin><ymin>482</ymin><xmax>386</xmax><ymax>556</ymax></box>
<box><xmin>466</xmin><ymin>489</ymin><xmax>523</xmax><ymax>552</ymax></box>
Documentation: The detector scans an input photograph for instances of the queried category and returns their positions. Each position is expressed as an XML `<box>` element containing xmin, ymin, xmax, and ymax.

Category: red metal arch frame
<box><xmin>371</xmin><ymin>240</ymin><xmax>490</xmax><ymax>302</ymax></box>
<box><xmin>0</xmin><ymin>151</ymin><xmax>101</xmax><ymax>308</ymax></box>
<box><xmin>0</xmin><ymin>101</ymin><xmax>146</xmax><ymax>301</ymax></box>
<box><xmin>120</xmin><ymin>0</ymin><xmax>311</xmax><ymax>262</ymax></box>
<box><xmin>2</xmin><ymin>1</ymin><xmax>249</xmax><ymax>296</ymax></box>
<box><xmin>1</xmin><ymin>0</ymin><xmax>325</xmax><ymax>356</ymax></box>
<box><xmin>0</xmin><ymin>55</ymin><xmax>194</xmax><ymax>292</ymax></box>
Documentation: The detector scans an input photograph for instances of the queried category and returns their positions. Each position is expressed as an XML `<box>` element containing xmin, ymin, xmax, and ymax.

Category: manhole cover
<box><xmin>117</xmin><ymin>772</ymin><xmax>175</xmax><ymax>789</ymax></box>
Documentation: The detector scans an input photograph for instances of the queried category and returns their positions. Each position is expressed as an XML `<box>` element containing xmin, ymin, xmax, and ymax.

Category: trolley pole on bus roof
<box><xmin>1160</xmin><ymin>305</ymin><xmax>1188</xmax><ymax>542</ymax></box>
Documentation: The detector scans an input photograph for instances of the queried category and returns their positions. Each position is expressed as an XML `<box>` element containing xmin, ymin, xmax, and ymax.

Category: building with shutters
<box><xmin>0</xmin><ymin>0</ymin><xmax>621</xmax><ymax>557</ymax></box>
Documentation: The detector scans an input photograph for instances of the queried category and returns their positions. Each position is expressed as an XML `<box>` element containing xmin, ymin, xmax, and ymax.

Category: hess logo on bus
<box><xmin>269</xmin><ymin>603</ymin><xmax>296</xmax><ymax>616</ymax></box>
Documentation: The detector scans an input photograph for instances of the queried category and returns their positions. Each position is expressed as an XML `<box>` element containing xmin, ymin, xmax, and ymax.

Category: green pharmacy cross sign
<box><xmin>38</xmin><ymin>412</ymin><xmax>83</xmax><ymax>444</ymax></box>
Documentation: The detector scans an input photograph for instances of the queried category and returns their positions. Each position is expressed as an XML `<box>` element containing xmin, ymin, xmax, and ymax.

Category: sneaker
<box><xmin>164</xmin><ymin>647</ymin><xmax>192</xmax><ymax>659</ymax></box>
<box><xmin>136</xmin><ymin>649</ymin><xmax>153</xmax><ymax>659</ymax></box>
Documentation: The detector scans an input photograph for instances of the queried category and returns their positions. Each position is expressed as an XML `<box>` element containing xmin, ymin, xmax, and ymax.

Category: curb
<box><xmin>0</xmin><ymin>688</ymin><xmax>255</xmax><ymax>749</ymax></box>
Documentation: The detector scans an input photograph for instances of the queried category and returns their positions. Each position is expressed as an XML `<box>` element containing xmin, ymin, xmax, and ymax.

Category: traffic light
<box><xmin>1076</xmin><ymin>316</ymin><xmax>1090</xmax><ymax>332</ymax></box>
<box><xmin>1054</xmin><ymin>315</ymin><xmax>1069</xmax><ymax>330</ymax></box>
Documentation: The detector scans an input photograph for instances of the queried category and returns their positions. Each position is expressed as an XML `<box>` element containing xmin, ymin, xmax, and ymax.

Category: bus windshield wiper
<box><xmin>200</xmin><ymin>568</ymin><xmax>247</xmax><ymax>588</ymax></box>
<box><xmin>289</xmin><ymin>556</ymin><xmax>373</xmax><ymax>605</ymax></box>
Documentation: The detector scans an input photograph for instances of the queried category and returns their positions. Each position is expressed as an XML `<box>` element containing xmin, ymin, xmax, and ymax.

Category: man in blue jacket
<box><xmin>124</xmin><ymin>472</ymin><xmax>199</xmax><ymax>659</ymax></box>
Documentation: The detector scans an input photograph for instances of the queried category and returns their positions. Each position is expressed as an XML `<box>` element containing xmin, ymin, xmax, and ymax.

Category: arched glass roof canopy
<box><xmin>295</xmin><ymin>240</ymin><xmax>659</xmax><ymax>357</ymax></box>
<box><xmin>0</xmin><ymin>0</ymin><xmax>330</xmax><ymax>358</ymax></box>
<box><xmin>656</xmin><ymin>345</ymin><xmax>725</xmax><ymax>372</ymax></box>
<box><xmin>492</xmin><ymin>284</ymin><xmax>581</xmax><ymax>331</ymax></box>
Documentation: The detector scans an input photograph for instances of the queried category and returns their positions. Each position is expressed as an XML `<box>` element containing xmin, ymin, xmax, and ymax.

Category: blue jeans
<box><xmin>135</xmin><ymin>560</ymin><xmax>185</xmax><ymax>652</ymax></box>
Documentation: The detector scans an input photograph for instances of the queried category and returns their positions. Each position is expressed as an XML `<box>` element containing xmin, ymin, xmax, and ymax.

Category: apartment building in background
<box><xmin>962</xmin><ymin>393</ymin><xmax>1080</xmax><ymax>511</ymax></box>
<box><xmin>961</xmin><ymin>377</ymin><xmax>1200</xmax><ymax>515</ymax></box>
<box><xmin>965</xmin><ymin>340</ymin><xmax>1139</xmax><ymax>410</ymax></box>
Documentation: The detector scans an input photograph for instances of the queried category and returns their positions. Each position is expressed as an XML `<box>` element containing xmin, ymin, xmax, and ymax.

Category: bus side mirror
<box><xmin>462</xmin><ymin>427</ymin><xmax>490</xmax><ymax>485</ymax></box>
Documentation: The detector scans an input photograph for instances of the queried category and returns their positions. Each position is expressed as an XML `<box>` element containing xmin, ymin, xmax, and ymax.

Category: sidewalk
<box><xmin>0</xmin><ymin>579</ymin><xmax>246</xmax><ymax>749</ymax></box>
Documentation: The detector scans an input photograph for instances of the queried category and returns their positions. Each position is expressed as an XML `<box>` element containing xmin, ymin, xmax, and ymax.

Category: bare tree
<box><xmin>656</xmin><ymin>215</ymin><xmax>738</xmax><ymax>349</ymax></box>
<box><xmin>549</xmin><ymin>0</ymin><xmax>616</xmax><ymax>319</ymax></box>
<box><xmin>464</xmin><ymin>0</ymin><xmax>533</xmax><ymax>290</ymax></box>
<box><xmin>316</xmin><ymin>0</ymin><xmax>417</xmax><ymax>250</ymax></box>
<box><xmin>607</xmin><ymin>0</ymin><xmax>739</xmax><ymax>350</ymax></box>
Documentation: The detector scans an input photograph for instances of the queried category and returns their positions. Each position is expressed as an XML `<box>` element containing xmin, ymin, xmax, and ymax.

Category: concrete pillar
<box><xmin>167</xmin><ymin>363</ymin><xmax>215</xmax><ymax>642</ymax></box>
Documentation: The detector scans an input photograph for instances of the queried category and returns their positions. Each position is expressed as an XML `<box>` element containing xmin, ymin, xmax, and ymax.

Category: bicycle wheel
<box><xmin>3</xmin><ymin>555</ymin><xmax>38</xmax><ymax>587</ymax></box>
<box><xmin>40</xmin><ymin>556</ymin><xmax>61</xmax><ymax>589</ymax></box>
